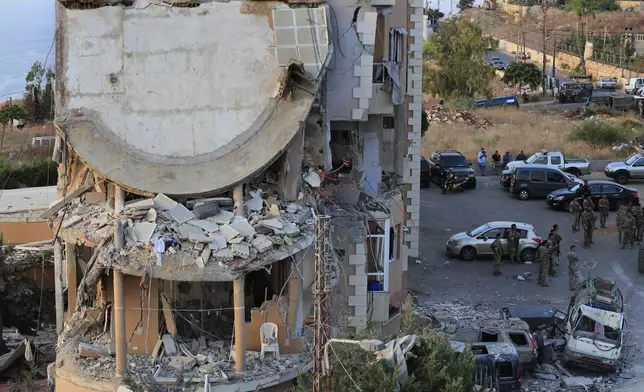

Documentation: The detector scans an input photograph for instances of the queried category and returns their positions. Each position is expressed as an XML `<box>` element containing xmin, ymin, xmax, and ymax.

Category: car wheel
<box><xmin>518</xmin><ymin>189</ymin><xmax>530</xmax><ymax>200</ymax></box>
<box><xmin>616</xmin><ymin>172</ymin><xmax>629</xmax><ymax>185</ymax></box>
<box><xmin>460</xmin><ymin>246</ymin><xmax>477</xmax><ymax>261</ymax></box>
<box><xmin>520</xmin><ymin>248</ymin><xmax>535</xmax><ymax>262</ymax></box>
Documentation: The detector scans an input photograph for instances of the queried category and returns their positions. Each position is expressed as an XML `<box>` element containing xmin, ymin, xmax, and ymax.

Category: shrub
<box><xmin>568</xmin><ymin>120</ymin><xmax>632</xmax><ymax>149</ymax></box>
<box><xmin>0</xmin><ymin>157</ymin><xmax>57</xmax><ymax>189</ymax></box>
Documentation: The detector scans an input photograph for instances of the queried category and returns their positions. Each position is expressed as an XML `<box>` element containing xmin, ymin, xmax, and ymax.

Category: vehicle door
<box><xmin>429</xmin><ymin>154</ymin><xmax>441</xmax><ymax>179</ymax></box>
<box><xmin>528</xmin><ymin>170</ymin><xmax>547</xmax><ymax>197</ymax></box>
<box><xmin>505</xmin><ymin>331</ymin><xmax>534</xmax><ymax>366</ymax></box>
<box><xmin>476</xmin><ymin>227</ymin><xmax>506</xmax><ymax>256</ymax></box>
<box><xmin>629</xmin><ymin>157</ymin><xmax>644</xmax><ymax>179</ymax></box>
<box><xmin>549</xmin><ymin>155</ymin><xmax>563</xmax><ymax>170</ymax></box>
<box><xmin>601</xmin><ymin>184</ymin><xmax>624</xmax><ymax>208</ymax></box>
<box><xmin>545</xmin><ymin>169</ymin><xmax>567</xmax><ymax>193</ymax></box>
<box><xmin>589</xmin><ymin>183</ymin><xmax>602</xmax><ymax>206</ymax></box>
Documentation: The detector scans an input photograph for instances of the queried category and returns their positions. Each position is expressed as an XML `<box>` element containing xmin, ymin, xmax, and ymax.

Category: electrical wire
<box><xmin>323</xmin><ymin>328</ymin><xmax>364</xmax><ymax>392</ymax></box>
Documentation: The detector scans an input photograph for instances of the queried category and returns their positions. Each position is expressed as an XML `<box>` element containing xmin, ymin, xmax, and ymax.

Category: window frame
<box><xmin>530</xmin><ymin>170</ymin><xmax>546</xmax><ymax>183</ymax></box>
<box><xmin>546</xmin><ymin>170</ymin><xmax>565</xmax><ymax>183</ymax></box>
<box><xmin>366</xmin><ymin>218</ymin><xmax>391</xmax><ymax>292</ymax></box>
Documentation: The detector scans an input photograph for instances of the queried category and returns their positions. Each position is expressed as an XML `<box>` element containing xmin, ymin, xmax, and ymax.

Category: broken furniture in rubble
<box><xmin>260</xmin><ymin>322</ymin><xmax>280</xmax><ymax>363</ymax></box>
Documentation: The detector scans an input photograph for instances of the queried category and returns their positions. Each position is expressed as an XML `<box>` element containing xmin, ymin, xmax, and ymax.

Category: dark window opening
<box><xmin>471</xmin><ymin>346</ymin><xmax>489</xmax><ymax>355</ymax></box>
<box><xmin>509</xmin><ymin>333</ymin><xmax>529</xmax><ymax>346</ymax></box>
<box><xmin>373</xmin><ymin>63</ymin><xmax>391</xmax><ymax>83</ymax></box>
<box><xmin>516</xmin><ymin>170</ymin><xmax>529</xmax><ymax>181</ymax></box>
<box><xmin>330</xmin><ymin>130</ymin><xmax>351</xmax><ymax>145</ymax></box>
<box><xmin>530</xmin><ymin>171</ymin><xmax>545</xmax><ymax>182</ymax></box>
<box><xmin>439</xmin><ymin>155</ymin><xmax>469</xmax><ymax>167</ymax></box>
<box><xmin>382</xmin><ymin>116</ymin><xmax>394</xmax><ymax>129</ymax></box>
<box><xmin>497</xmin><ymin>362</ymin><xmax>514</xmax><ymax>378</ymax></box>
<box><xmin>244</xmin><ymin>260</ymin><xmax>288</xmax><ymax>321</ymax></box>
<box><xmin>480</xmin><ymin>331</ymin><xmax>500</xmax><ymax>342</ymax></box>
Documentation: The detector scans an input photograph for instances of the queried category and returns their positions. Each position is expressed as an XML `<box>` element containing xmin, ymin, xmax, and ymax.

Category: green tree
<box><xmin>458</xmin><ymin>0</ymin><xmax>475</xmax><ymax>10</ymax></box>
<box><xmin>423</xmin><ymin>19</ymin><xmax>495</xmax><ymax>99</ymax></box>
<box><xmin>426</xmin><ymin>8</ymin><xmax>444</xmax><ymax>25</ymax></box>
<box><xmin>568</xmin><ymin>119</ymin><xmax>631</xmax><ymax>149</ymax></box>
<box><xmin>502</xmin><ymin>62</ymin><xmax>543</xmax><ymax>91</ymax></box>
<box><xmin>23</xmin><ymin>61</ymin><xmax>54</xmax><ymax>122</ymax></box>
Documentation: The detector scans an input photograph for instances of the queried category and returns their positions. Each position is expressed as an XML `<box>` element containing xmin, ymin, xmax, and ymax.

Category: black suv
<box><xmin>557</xmin><ymin>82</ymin><xmax>593</xmax><ymax>103</ymax></box>
<box><xmin>428</xmin><ymin>150</ymin><xmax>476</xmax><ymax>189</ymax></box>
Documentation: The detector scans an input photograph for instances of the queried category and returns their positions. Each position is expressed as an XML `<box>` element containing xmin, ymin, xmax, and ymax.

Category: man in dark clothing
<box><xmin>492</xmin><ymin>150</ymin><xmax>501</xmax><ymax>175</ymax></box>
<box><xmin>516</xmin><ymin>150</ymin><xmax>527</xmax><ymax>161</ymax></box>
<box><xmin>502</xmin><ymin>151</ymin><xmax>512</xmax><ymax>167</ymax></box>
<box><xmin>579</xmin><ymin>180</ymin><xmax>591</xmax><ymax>199</ymax></box>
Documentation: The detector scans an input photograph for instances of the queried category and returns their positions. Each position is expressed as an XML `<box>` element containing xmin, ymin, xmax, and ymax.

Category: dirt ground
<box><xmin>421</xmin><ymin>106</ymin><xmax>641</xmax><ymax>161</ymax></box>
<box><xmin>0</xmin><ymin>123</ymin><xmax>55</xmax><ymax>159</ymax></box>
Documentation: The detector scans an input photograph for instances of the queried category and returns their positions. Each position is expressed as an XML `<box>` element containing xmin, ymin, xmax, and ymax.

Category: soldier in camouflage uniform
<box><xmin>598</xmin><ymin>195</ymin><xmax>610</xmax><ymax>229</ymax></box>
<box><xmin>567</xmin><ymin>245</ymin><xmax>579</xmax><ymax>291</ymax></box>
<box><xmin>491</xmin><ymin>233</ymin><xmax>504</xmax><ymax>276</ymax></box>
<box><xmin>536</xmin><ymin>240</ymin><xmax>550</xmax><ymax>287</ymax></box>
<box><xmin>616</xmin><ymin>205</ymin><xmax>627</xmax><ymax>244</ymax></box>
<box><xmin>570</xmin><ymin>197</ymin><xmax>582</xmax><ymax>232</ymax></box>
<box><xmin>621</xmin><ymin>211</ymin><xmax>636</xmax><ymax>249</ymax></box>
<box><xmin>548</xmin><ymin>225</ymin><xmax>562</xmax><ymax>276</ymax></box>
<box><xmin>507</xmin><ymin>224</ymin><xmax>520</xmax><ymax>264</ymax></box>
<box><xmin>581</xmin><ymin>206</ymin><xmax>596</xmax><ymax>248</ymax></box>
<box><xmin>635</xmin><ymin>207</ymin><xmax>644</xmax><ymax>242</ymax></box>
<box><xmin>640</xmin><ymin>207</ymin><xmax>644</xmax><ymax>242</ymax></box>
<box><xmin>583</xmin><ymin>197</ymin><xmax>596</xmax><ymax>228</ymax></box>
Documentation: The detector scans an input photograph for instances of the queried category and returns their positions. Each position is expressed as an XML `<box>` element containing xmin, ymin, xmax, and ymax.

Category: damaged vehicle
<box><xmin>560</xmin><ymin>278</ymin><xmax>625</xmax><ymax>372</ymax></box>
<box><xmin>453</xmin><ymin>341</ymin><xmax>522</xmax><ymax>392</ymax></box>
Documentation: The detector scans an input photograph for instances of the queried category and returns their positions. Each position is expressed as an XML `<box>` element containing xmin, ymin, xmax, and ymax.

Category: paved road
<box><xmin>413</xmin><ymin>174</ymin><xmax>644</xmax><ymax>387</ymax></box>
<box><xmin>487</xmin><ymin>50</ymin><xmax>566</xmax><ymax>83</ymax></box>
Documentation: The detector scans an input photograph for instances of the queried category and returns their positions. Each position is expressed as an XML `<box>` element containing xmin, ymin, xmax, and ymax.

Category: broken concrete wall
<box><xmin>245</xmin><ymin>295</ymin><xmax>305</xmax><ymax>355</ymax></box>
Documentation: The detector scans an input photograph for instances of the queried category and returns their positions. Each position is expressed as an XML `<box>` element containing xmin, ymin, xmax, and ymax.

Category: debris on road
<box><xmin>426</xmin><ymin>105</ymin><xmax>492</xmax><ymax>128</ymax></box>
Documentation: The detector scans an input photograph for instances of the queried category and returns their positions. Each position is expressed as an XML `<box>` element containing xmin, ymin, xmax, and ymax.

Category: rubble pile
<box><xmin>414</xmin><ymin>300</ymin><xmax>498</xmax><ymax>333</ymax></box>
<box><xmin>58</xmin><ymin>189</ymin><xmax>314</xmax><ymax>273</ymax></box>
<box><xmin>426</xmin><ymin>105</ymin><xmax>492</xmax><ymax>128</ymax></box>
<box><xmin>523</xmin><ymin>362</ymin><xmax>635</xmax><ymax>392</ymax></box>
<box><xmin>70</xmin><ymin>334</ymin><xmax>312</xmax><ymax>387</ymax></box>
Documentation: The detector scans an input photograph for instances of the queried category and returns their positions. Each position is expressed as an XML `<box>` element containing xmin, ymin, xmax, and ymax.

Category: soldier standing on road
<box><xmin>621</xmin><ymin>211</ymin><xmax>636</xmax><ymax>249</ymax></box>
<box><xmin>639</xmin><ymin>207</ymin><xmax>644</xmax><ymax>241</ymax></box>
<box><xmin>551</xmin><ymin>224</ymin><xmax>562</xmax><ymax>263</ymax></box>
<box><xmin>570</xmin><ymin>197</ymin><xmax>582</xmax><ymax>232</ymax></box>
<box><xmin>617</xmin><ymin>205</ymin><xmax>627</xmax><ymax>244</ymax></box>
<box><xmin>536</xmin><ymin>240</ymin><xmax>550</xmax><ymax>287</ymax></box>
<box><xmin>567</xmin><ymin>245</ymin><xmax>579</xmax><ymax>291</ymax></box>
<box><xmin>633</xmin><ymin>206</ymin><xmax>643</xmax><ymax>242</ymax></box>
<box><xmin>547</xmin><ymin>231</ymin><xmax>558</xmax><ymax>277</ymax></box>
<box><xmin>507</xmin><ymin>224</ymin><xmax>520</xmax><ymax>264</ymax></box>
<box><xmin>581</xmin><ymin>206</ymin><xmax>596</xmax><ymax>248</ymax></box>
<box><xmin>598</xmin><ymin>195</ymin><xmax>610</xmax><ymax>229</ymax></box>
<box><xmin>583</xmin><ymin>196</ymin><xmax>596</xmax><ymax>228</ymax></box>
<box><xmin>491</xmin><ymin>233</ymin><xmax>504</xmax><ymax>276</ymax></box>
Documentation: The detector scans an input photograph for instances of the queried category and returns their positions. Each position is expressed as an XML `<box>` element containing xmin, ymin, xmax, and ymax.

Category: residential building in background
<box><xmin>51</xmin><ymin>0</ymin><xmax>420</xmax><ymax>390</ymax></box>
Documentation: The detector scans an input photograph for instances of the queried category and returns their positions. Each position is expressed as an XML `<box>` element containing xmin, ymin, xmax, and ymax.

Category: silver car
<box><xmin>446</xmin><ymin>221</ymin><xmax>542</xmax><ymax>262</ymax></box>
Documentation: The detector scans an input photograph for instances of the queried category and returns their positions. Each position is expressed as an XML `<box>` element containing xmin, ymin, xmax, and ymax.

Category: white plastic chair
<box><xmin>260</xmin><ymin>322</ymin><xmax>280</xmax><ymax>362</ymax></box>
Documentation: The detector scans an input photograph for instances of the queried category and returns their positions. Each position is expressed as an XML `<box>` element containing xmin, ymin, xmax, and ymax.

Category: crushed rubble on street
<box><xmin>426</xmin><ymin>104</ymin><xmax>493</xmax><ymax>128</ymax></box>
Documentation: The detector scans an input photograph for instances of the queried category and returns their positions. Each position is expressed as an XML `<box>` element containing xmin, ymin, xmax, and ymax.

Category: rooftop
<box><xmin>0</xmin><ymin>186</ymin><xmax>58</xmax><ymax>213</ymax></box>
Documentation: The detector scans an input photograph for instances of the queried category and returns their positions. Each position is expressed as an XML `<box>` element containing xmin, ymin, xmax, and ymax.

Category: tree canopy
<box><xmin>501</xmin><ymin>62</ymin><xmax>543</xmax><ymax>90</ymax></box>
<box><xmin>422</xmin><ymin>19</ymin><xmax>495</xmax><ymax>99</ymax></box>
<box><xmin>24</xmin><ymin>61</ymin><xmax>55</xmax><ymax>123</ymax></box>
<box><xmin>426</xmin><ymin>8</ymin><xmax>444</xmax><ymax>24</ymax></box>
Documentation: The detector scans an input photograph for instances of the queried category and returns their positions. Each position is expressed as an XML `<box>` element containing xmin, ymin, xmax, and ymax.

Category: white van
<box><xmin>625</xmin><ymin>77</ymin><xmax>644</xmax><ymax>94</ymax></box>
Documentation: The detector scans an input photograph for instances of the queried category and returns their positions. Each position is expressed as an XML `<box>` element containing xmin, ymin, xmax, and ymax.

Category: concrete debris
<box><xmin>209</xmin><ymin>232</ymin><xmax>228</xmax><ymax>250</ymax></box>
<box><xmin>78</xmin><ymin>342</ymin><xmax>110</xmax><ymax>358</ymax></box>
<box><xmin>426</xmin><ymin>104</ymin><xmax>492</xmax><ymax>128</ymax></box>
<box><xmin>267</xmin><ymin>204</ymin><xmax>280</xmax><ymax>217</ymax></box>
<box><xmin>62</xmin><ymin>215</ymin><xmax>84</xmax><ymax>228</ymax></box>
<box><xmin>245</xmin><ymin>189</ymin><xmax>264</xmax><ymax>212</ymax></box>
<box><xmin>143</xmin><ymin>208</ymin><xmax>157</xmax><ymax>222</ymax></box>
<box><xmin>188</xmin><ymin>219</ymin><xmax>219</xmax><ymax>233</ymax></box>
<box><xmin>154</xmin><ymin>193</ymin><xmax>178</xmax><ymax>210</ymax></box>
<box><xmin>125</xmin><ymin>198</ymin><xmax>155</xmax><ymax>210</ymax></box>
<box><xmin>229</xmin><ymin>219</ymin><xmax>256</xmax><ymax>238</ymax></box>
<box><xmin>231</xmin><ymin>243</ymin><xmax>250</xmax><ymax>259</ymax></box>
<box><xmin>132</xmin><ymin>222</ymin><xmax>156</xmax><ymax>243</ymax></box>
<box><xmin>303</xmin><ymin>168</ymin><xmax>321</xmax><ymax>187</ymax></box>
<box><xmin>220</xmin><ymin>224</ymin><xmax>240</xmax><ymax>242</ymax></box>
<box><xmin>211</xmin><ymin>210</ymin><xmax>234</xmax><ymax>225</ymax></box>
<box><xmin>259</xmin><ymin>219</ymin><xmax>283</xmax><ymax>230</ymax></box>
<box><xmin>168</xmin><ymin>203</ymin><xmax>196</xmax><ymax>224</ymax></box>
<box><xmin>193</xmin><ymin>200</ymin><xmax>221</xmax><ymax>219</ymax></box>
<box><xmin>167</xmin><ymin>356</ymin><xmax>196</xmax><ymax>371</ymax></box>
<box><xmin>251</xmin><ymin>235</ymin><xmax>273</xmax><ymax>253</ymax></box>
<box><xmin>162</xmin><ymin>334</ymin><xmax>178</xmax><ymax>356</ymax></box>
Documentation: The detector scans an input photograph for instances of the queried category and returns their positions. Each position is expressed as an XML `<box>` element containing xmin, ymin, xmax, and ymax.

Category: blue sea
<box><xmin>0</xmin><ymin>0</ymin><xmax>55</xmax><ymax>99</ymax></box>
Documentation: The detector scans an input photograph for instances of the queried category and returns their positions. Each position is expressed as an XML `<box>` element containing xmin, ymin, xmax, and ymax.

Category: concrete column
<box><xmin>287</xmin><ymin>263</ymin><xmax>304</xmax><ymax>339</ymax></box>
<box><xmin>278</xmin><ymin>128</ymin><xmax>305</xmax><ymax>201</ymax></box>
<box><xmin>114</xmin><ymin>271</ymin><xmax>126</xmax><ymax>376</ymax></box>
<box><xmin>114</xmin><ymin>185</ymin><xmax>125</xmax><ymax>214</ymax></box>
<box><xmin>233</xmin><ymin>183</ymin><xmax>244</xmax><ymax>217</ymax></box>
<box><xmin>54</xmin><ymin>239</ymin><xmax>64</xmax><ymax>334</ymax></box>
<box><xmin>233</xmin><ymin>277</ymin><xmax>246</xmax><ymax>374</ymax></box>
<box><xmin>65</xmin><ymin>242</ymin><xmax>77</xmax><ymax>314</ymax></box>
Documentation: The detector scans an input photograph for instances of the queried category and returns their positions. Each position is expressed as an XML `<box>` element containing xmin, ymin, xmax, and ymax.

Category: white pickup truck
<box><xmin>505</xmin><ymin>152</ymin><xmax>591</xmax><ymax>177</ymax></box>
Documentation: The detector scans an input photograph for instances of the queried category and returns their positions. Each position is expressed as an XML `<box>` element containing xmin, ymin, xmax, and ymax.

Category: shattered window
<box><xmin>480</xmin><ymin>331</ymin><xmax>499</xmax><ymax>342</ymax></box>
<box><xmin>508</xmin><ymin>333</ymin><xmax>528</xmax><ymax>346</ymax></box>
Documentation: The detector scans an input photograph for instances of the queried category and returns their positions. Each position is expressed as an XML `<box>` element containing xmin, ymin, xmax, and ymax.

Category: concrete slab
<box><xmin>168</xmin><ymin>203</ymin><xmax>196</xmax><ymax>224</ymax></box>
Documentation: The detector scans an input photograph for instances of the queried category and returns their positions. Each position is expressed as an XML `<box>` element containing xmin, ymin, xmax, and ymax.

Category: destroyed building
<box><xmin>52</xmin><ymin>0</ymin><xmax>422</xmax><ymax>390</ymax></box>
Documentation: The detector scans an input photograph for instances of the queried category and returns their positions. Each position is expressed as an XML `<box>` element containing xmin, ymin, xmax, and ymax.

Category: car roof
<box><xmin>470</xmin><ymin>342</ymin><xmax>518</xmax><ymax>356</ymax></box>
<box><xmin>586</xmin><ymin>180</ymin><xmax>625</xmax><ymax>186</ymax></box>
<box><xmin>487</xmin><ymin>221</ymin><xmax>533</xmax><ymax>229</ymax></box>
<box><xmin>435</xmin><ymin>151</ymin><xmax>465</xmax><ymax>157</ymax></box>
<box><xmin>515</xmin><ymin>164</ymin><xmax>565</xmax><ymax>171</ymax></box>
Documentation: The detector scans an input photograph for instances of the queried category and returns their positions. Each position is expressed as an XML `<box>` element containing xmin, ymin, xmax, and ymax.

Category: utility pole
<box><xmin>542</xmin><ymin>0</ymin><xmax>548</xmax><ymax>96</ymax></box>
<box><xmin>552</xmin><ymin>38</ymin><xmax>557</xmax><ymax>97</ymax></box>
<box><xmin>313</xmin><ymin>214</ymin><xmax>332</xmax><ymax>392</ymax></box>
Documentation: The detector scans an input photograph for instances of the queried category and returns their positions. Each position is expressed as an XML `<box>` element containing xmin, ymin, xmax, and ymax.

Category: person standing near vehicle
<box><xmin>491</xmin><ymin>233</ymin><xmax>504</xmax><ymax>276</ymax></box>
<box><xmin>551</xmin><ymin>224</ymin><xmax>562</xmax><ymax>263</ymax></box>
<box><xmin>516</xmin><ymin>150</ymin><xmax>527</xmax><ymax>161</ymax></box>
<box><xmin>616</xmin><ymin>205</ymin><xmax>627</xmax><ymax>244</ymax></box>
<box><xmin>583</xmin><ymin>196</ymin><xmax>596</xmax><ymax>228</ymax></box>
<box><xmin>567</xmin><ymin>245</ymin><xmax>579</xmax><ymax>291</ymax></box>
<box><xmin>632</xmin><ymin>205</ymin><xmax>643</xmax><ymax>241</ymax></box>
<box><xmin>502</xmin><ymin>151</ymin><xmax>512</xmax><ymax>169</ymax></box>
<box><xmin>507</xmin><ymin>224</ymin><xmax>520</xmax><ymax>264</ymax></box>
<box><xmin>492</xmin><ymin>150</ymin><xmax>501</xmax><ymax>175</ymax></box>
<box><xmin>598</xmin><ymin>195</ymin><xmax>610</xmax><ymax>229</ymax></box>
<box><xmin>581</xmin><ymin>206</ymin><xmax>595</xmax><ymax>248</ymax></box>
<box><xmin>536</xmin><ymin>240</ymin><xmax>550</xmax><ymax>287</ymax></box>
<box><xmin>478</xmin><ymin>148</ymin><xmax>487</xmax><ymax>176</ymax></box>
<box><xmin>621</xmin><ymin>211</ymin><xmax>635</xmax><ymax>249</ymax></box>
<box><xmin>570</xmin><ymin>197</ymin><xmax>582</xmax><ymax>232</ymax></box>
<box><xmin>579</xmin><ymin>180</ymin><xmax>591</xmax><ymax>199</ymax></box>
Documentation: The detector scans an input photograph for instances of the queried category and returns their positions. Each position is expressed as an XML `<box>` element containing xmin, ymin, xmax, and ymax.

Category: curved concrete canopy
<box><xmin>57</xmin><ymin>2</ymin><xmax>329</xmax><ymax>195</ymax></box>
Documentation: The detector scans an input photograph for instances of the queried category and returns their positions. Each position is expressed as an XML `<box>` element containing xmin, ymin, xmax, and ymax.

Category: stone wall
<box><xmin>497</xmin><ymin>38</ymin><xmax>644</xmax><ymax>86</ymax></box>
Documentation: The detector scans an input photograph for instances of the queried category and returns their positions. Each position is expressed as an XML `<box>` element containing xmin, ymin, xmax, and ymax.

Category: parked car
<box><xmin>509</xmin><ymin>165</ymin><xmax>581</xmax><ymax>200</ymax></box>
<box><xmin>452</xmin><ymin>319</ymin><xmax>538</xmax><ymax>370</ymax></box>
<box><xmin>501</xmin><ymin>168</ymin><xmax>581</xmax><ymax>189</ymax></box>
<box><xmin>557</xmin><ymin>82</ymin><xmax>593</xmax><ymax>103</ymax></box>
<box><xmin>445</xmin><ymin>221</ymin><xmax>541</xmax><ymax>262</ymax></box>
<box><xmin>625</xmin><ymin>77</ymin><xmax>644</xmax><ymax>94</ymax></box>
<box><xmin>489</xmin><ymin>56</ymin><xmax>501</xmax><ymax>63</ymax></box>
<box><xmin>505</xmin><ymin>151</ymin><xmax>590</xmax><ymax>177</ymax></box>
<box><xmin>475</xmin><ymin>95</ymin><xmax>520</xmax><ymax>108</ymax></box>
<box><xmin>420</xmin><ymin>156</ymin><xmax>431</xmax><ymax>188</ymax></box>
<box><xmin>596</xmin><ymin>76</ymin><xmax>617</xmax><ymax>89</ymax></box>
<box><xmin>604</xmin><ymin>152</ymin><xmax>644</xmax><ymax>184</ymax></box>
<box><xmin>547</xmin><ymin>180</ymin><xmax>639</xmax><ymax>210</ymax></box>
<box><xmin>492</xmin><ymin>61</ymin><xmax>506</xmax><ymax>70</ymax></box>
<box><xmin>427</xmin><ymin>150</ymin><xmax>476</xmax><ymax>189</ymax></box>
